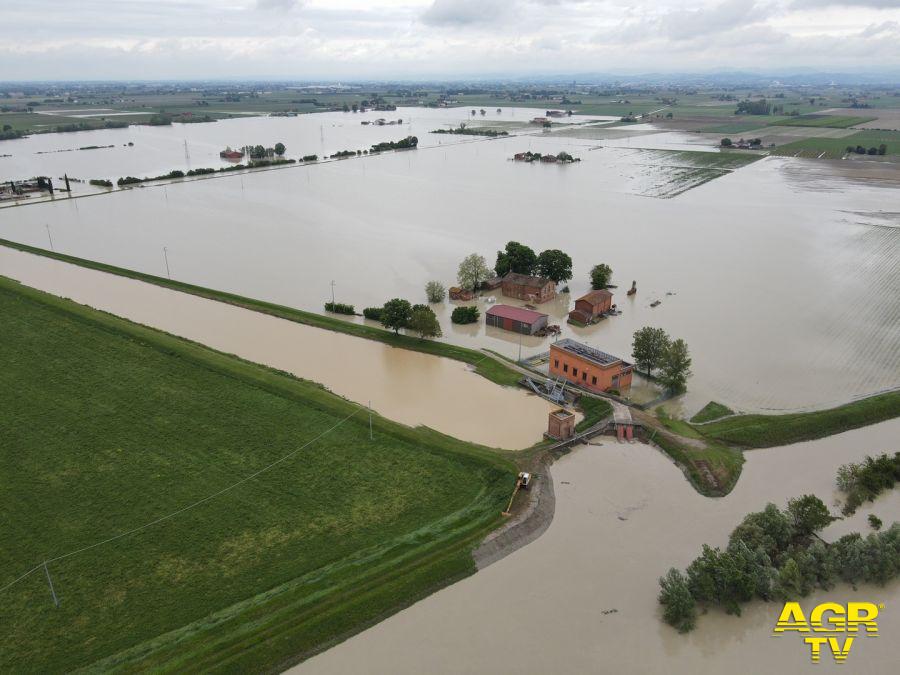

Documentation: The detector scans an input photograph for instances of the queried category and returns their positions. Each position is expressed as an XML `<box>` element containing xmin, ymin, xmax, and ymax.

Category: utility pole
<box><xmin>330</xmin><ymin>280</ymin><xmax>336</xmax><ymax>306</ymax></box>
<box><xmin>163</xmin><ymin>247</ymin><xmax>171</xmax><ymax>279</ymax></box>
<box><xmin>45</xmin><ymin>224</ymin><xmax>54</xmax><ymax>251</ymax></box>
<box><xmin>43</xmin><ymin>561</ymin><xmax>59</xmax><ymax>608</ymax></box>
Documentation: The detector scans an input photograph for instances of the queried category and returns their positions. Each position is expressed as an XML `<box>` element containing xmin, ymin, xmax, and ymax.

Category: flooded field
<box><xmin>0</xmin><ymin>247</ymin><xmax>553</xmax><ymax>449</ymax></box>
<box><xmin>296</xmin><ymin>419</ymin><xmax>900</xmax><ymax>675</ymax></box>
<box><xmin>1</xmin><ymin>110</ymin><xmax>898</xmax><ymax>415</ymax></box>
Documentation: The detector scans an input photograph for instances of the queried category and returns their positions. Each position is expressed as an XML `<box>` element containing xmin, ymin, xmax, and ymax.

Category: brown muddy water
<box><xmin>296</xmin><ymin>419</ymin><xmax>900</xmax><ymax>675</ymax></box>
<box><xmin>0</xmin><ymin>247</ymin><xmax>553</xmax><ymax>449</ymax></box>
<box><xmin>1</xmin><ymin>111</ymin><xmax>897</xmax><ymax>416</ymax></box>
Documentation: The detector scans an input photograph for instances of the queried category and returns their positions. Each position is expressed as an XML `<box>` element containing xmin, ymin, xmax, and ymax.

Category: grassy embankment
<box><xmin>772</xmin><ymin>114</ymin><xmax>877</xmax><ymax>128</ymax></box>
<box><xmin>690</xmin><ymin>401</ymin><xmax>734</xmax><ymax>423</ymax></box>
<box><xmin>0</xmin><ymin>239</ymin><xmax>520</xmax><ymax>387</ymax></box>
<box><xmin>0</xmin><ymin>276</ymin><xmax>516</xmax><ymax>673</ymax></box>
<box><xmin>690</xmin><ymin>392</ymin><xmax>900</xmax><ymax>448</ymax></box>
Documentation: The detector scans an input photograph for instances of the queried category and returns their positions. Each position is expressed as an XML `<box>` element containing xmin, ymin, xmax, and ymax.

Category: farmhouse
<box><xmin>568</xmin><ymin>289</ymin><xmax>613</xmax><ymax>325</ymax></box>
<box><xmin>501</xmin><ymin>272</ymin><xmax>556</xmax><ymax>303</ymax></box>
<box><xmin>486</xmin><ymin>304</ymin><xmax>549</xmax><ymax>335</ymax></box>
<box><xmin>549</xmin><ymin>338</ymin><xmax>633</xmax><ymax>393</ymax></box>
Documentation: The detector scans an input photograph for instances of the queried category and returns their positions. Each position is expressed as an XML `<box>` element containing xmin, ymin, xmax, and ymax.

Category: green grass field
<box><xmin>693</xmin><ymin>390</ymin><xmax>900</xmax><ymax>448</ymax></box>
<box><xmin>690</xmin><ymin>401</ymin><xmax>734</xmax><ymax>424</ymax></box>
<box><xmin>772</xmin><ymin>114</ymin><xmax>876</xmax><ymax>128</ymax></box>
<box><xmin>771</xmin><ymin>129</ymin><xmax>900</xmax><ymax>159</ymax></box>
<box><xmin>0</xmin><ymin>276</ymin><xmax>515</xmax><ymax>672</ymax></box>
<box><xmin>0</xmin><ymin>239</ymin><xmax>522</xmax><ymax>388</ymax></box>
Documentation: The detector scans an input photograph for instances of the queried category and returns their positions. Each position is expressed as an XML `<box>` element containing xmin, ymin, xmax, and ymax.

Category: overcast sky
<box><xmin>1</xmin><ymin>0</ymin><xmax>898</xmax><ymax>80</ymax></box>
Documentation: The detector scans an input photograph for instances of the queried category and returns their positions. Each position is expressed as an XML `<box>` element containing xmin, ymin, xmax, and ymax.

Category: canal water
<box><xmin>1</xmin><ymin>110</ymin><xmax>898</xmax><ymax>416</ymax></box>
<box><xmin>0</xmin><ymin>246</ymin><xmax>553</xmax><ymax>450</ymax></box>
<box><xmin>296</xmin><ymin>418</ymin><xmax>900</xmax><ymax>675</ymax></box>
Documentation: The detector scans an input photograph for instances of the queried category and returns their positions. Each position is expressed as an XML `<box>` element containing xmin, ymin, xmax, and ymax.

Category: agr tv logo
<box><xmin>773</xmin><ymin>601</ymin><xmax>883</xmax><ymax>663</ymax></box>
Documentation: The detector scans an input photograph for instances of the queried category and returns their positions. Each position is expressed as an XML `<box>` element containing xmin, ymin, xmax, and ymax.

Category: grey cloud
<box><xmin>256</xmin><ymin>0</ymin><xmax>306</xmax><ymax>10</ymax></box>
<box><xmin>660</xmin><ymin>0</ymin><xmax>762</xmax><ymax>41</ymax></box>
<box><xmin>420</xmin><ymin>0</ymin><xmax>513</xmax><ymax>26</ymax></box>
<box><xmin>791</xmin><ymin>0</ymin><xmax>899</xmax><ymax>8</ymax></box>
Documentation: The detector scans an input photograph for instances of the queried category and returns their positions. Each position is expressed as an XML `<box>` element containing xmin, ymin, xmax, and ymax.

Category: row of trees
<box><xmin>372</xmin><ymin>298</ymin><xmax>442</xmax><ymax>339</ymax></box>
<box><xmin>846</xmin><ymin>144</ymin><xmax>887</xmax><ymax>156</ymax></box>
<box><xmin>659</xmin><ymin>495</ymin><xmax>900</xmax><ymax>633</ymax></box>
<box><xmin>494</xmin><ymin>241</ymin><xmax>573</xmax><ymax>284</ymax></box>
<box><xmin>837</xmin><ymin>452</ymin><xmax>900</xmax><ymax>515</ymax></box>
<box><xmin>631</xmin><ymin>327</ymin><xmax>692</xmax><ymax>392</ymax></box>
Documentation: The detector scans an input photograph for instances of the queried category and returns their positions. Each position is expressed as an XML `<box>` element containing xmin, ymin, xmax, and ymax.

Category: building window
<box><xmin>612</xmin><ymin>376</ymin><xmax>619</xmax><ymax>387</ymax></box>
<box><xmin>563</xmin><ymin>364</ymin><xmax>568</xmax><ymax>373</ymax></box>
<box><xmin>592</xmin><ymin>376</ymin><xmax>597</xmax><ymax>385</ymax></box>
<box><xmin>581</xmin><ymin>372</ymin><xmax>587</xmax><ymax>381</ymax></box>
<box><xmin>554</xmin><ymin>359</ymin><xmax>559</xmax><ymax>368</ymax></box>
<box><xmin>573</xmin><ymin>368</ymin><xmax>578</xmax><ymax>377</ymax></box>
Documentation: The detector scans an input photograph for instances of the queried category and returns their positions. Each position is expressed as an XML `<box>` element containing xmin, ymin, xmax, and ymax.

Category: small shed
<box><xmin>547</xmin><ymin>408</ymin><xmax>576</xmax><ymax>440</ymax></box>
<box><xmin>568</xmin><ymin>289</ymin><xmax>613</xmax><ymax>325</ymax></box>
<box><xmin>486</xmin><ymin>304</ymin><xmax>549</xmax><ymax>335</ymax></box>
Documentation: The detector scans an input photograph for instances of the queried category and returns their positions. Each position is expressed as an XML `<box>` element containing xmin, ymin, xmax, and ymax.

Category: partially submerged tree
<box><xmin>786</xmin><ymin>495</ymin><xmax>835</xmax><ymax>539</ymax></box>
<box><xmin>380</xmin><ymin>298</ymin><xmax>412</xmax><ymax>333</ymax></box>
<box><xmin>658</xmin><ymin>568</ymin><xmax>696</xmax><ymax>633</ymax></box>
<box><xmin>659</xmin><ymin>338</ymin><xmax>692</xmax><ymax>392</ymax></box>
<box><xmin>495</xmin><ymin>241</ymin><xmax>537</xmax><ymax>277</ymax></box>
<box><xmin>457</xmin><ymin>253</ymin><xmax>491</xmax><ymax>293</ymax></box>
<box><xmin>536</xmin><ymin>249</ymin><xmax>573</xmax><ymax>285</ymax></box>
<box><xmin>631</xmin><ymin>326</ymin><xmax>671</xmax><ymax>377</ymax></box>
<box><xmin>274</xmin><ymin>142</ymin><xmax>286</xmax><ymax>156</ymax></box>
<box><xmin>590</xmin><ymin>263</ymin><xmax>613</xmax><ymax>289</ymax></box>
<box><xmin>408</xmin><ymin>305</ymin><xmax>442</xmax><ymax>339</ymax></box>
<box><xmin>425</xmin><ymin>280</ymin><xmax>446</xmax><ymax>303</ymax></box>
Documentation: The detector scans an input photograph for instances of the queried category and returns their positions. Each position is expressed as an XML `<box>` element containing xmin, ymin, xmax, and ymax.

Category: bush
<box><xmin>324</xmin><ymin>302</ymin><xmax>355</xmax><ymax>315</ymax></box>
<box><xmin>362</xmin><ymin>307</ymin><xmax>383</xmax><ymax>321</ymax></box>
<box><xmin>659</xmin><ymin>568</ymin><xmax>696</xmax><ymax>633</ymax></box>
<box><xmin>451</xmin><ymin>306</ymin><xmax>480</xmax><ymax>324</ymax></box>
<box><xmin>302</xmin><ymin>154</ymin><xmax>318</xmax><ymax>162</ymax></box>
<box><xmin>869</xmin><ymin>514</ymin><xmax>883</xmax><ymax>530</ymax></box>
<box><xmin>89</xmin><ymin>179</ymin><xmax>113</xmax><ymax>188</ymax></box>
<box><xmin>117</xmin><ymin>176</ymin><xmax>142</xmax><ymax>186</ymax></box>
<box><xmin>836</xmin><ymin>452</ymin><xmax>900</xmax><ymax>515</ymax></box>
<box><xmin>425</xmin><ymin>281</ymin><xmax>446</xmax><ymax>303</ymax></box>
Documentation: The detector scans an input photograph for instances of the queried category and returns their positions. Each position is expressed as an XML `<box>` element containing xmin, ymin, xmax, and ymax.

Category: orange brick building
<box><xmin>549</xmin><ymin>338</ymin><xmax>633</xmax><ymax>393</ymax></box>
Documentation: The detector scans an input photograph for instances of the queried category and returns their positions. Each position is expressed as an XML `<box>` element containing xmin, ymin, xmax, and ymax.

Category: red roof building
<box><xmin>568</xmin><ymin>289</ymin><xmax>613</xmax><ymax>325</ymax></box>
<box><xmin>486</xmin><ymin>304</ymin><xmax>549</xmax><ymax>335</ymax></box>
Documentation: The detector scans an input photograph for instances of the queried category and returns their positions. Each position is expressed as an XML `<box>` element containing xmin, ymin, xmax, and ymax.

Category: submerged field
<box><xmin>0</xmin><ymin>276</ymin><xmax>514</xmax><ymax>672</ymax></box>
<box><xmin>772</xmin><ymin>129</ymin><xmax>900</xmax><ymax>159</ymax></box>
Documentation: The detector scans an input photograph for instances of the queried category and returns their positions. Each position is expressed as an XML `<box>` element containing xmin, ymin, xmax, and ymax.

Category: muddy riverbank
<box><xmin>0</xmin><ymin>246</ymin><xmax>553</xmax><ymax>449</ymax></box>
<box><xmin>295</xmin><ymin>419</ymin><xmax>900</xmax><ymax>674</ymax></box>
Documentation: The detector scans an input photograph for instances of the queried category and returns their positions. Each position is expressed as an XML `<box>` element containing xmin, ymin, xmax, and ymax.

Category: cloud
<box><xmin>256</xmin><ymin>0</ymin><xmax>305</xmax><ymax>10</ymax></box>
<box><xmin>420</xmin><ymin>0</ymin><xmax>513</xmax><ymax>26</ymax></box>
<box><xmin>660</xmin><ymin>0</ymin><xmax>762</xmax><ymax>41</ymax></box>
<box><xmin>791</xmin><ymin>0</ymin><xmax>899</xmax><ymax>8</ymax></box>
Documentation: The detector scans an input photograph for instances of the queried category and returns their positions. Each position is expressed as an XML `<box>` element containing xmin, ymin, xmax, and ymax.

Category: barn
<box><xmin>485</xmin><ymin>304</ymin><xmax>549</xmax><ymax>335</ymax></box>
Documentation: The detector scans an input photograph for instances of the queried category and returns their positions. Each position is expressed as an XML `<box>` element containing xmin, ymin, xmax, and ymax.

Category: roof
<box><xmin>502</xmin><ymin>272</ymin><xmax>554</xmax><ymax>289</ymax></box>
<box><xmin>551</xmin><ymin>338</ymin><xmax>630</xmax><ymax>368</ymax></box>
<box><xmin>577</xmin><ymin>289</ymin><xmax>612</xmax><ymax>304</ymax></box>
<box><xmin>486</xmin><ymin>304</ymin><xmax>548</xmax><ymax>324</ymax></box>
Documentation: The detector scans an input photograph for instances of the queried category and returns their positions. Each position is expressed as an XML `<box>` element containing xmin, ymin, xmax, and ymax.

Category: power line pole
<box><xmin>45</xmin><ymin>224</ymin><xmax>54</xmax><ymax>251</ymax></box>
<box><xmin>330</xmin><ymin>280</ymin><xmax>336</xmax><ymax>306</ymax></box>
<box><xmin>43</xmin><ymin>561</ymin><xmax>59</xmax><ymax>608</ymax></box>
<box><xmin>163</xmin><ymin>247</ymin><xmax>171</xmax><ymax>279</ymax></box>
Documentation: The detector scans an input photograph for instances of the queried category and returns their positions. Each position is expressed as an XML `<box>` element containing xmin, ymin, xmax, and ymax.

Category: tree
<box><xmin>274</xmin><ymin>142</ymin><xmax>286</xmax><ymax>156</ymax></box>
<box><xmin>631</xmin><ymin>327</ymin><xmax>670</xmax><ymax>377</ymax></box>
<box><xmin>774</xmin><ymin>558</ymin><xmax>805</xmax><ymax>600</ymax></box>
<box><xmin>878</xmin><ymin>144</ymin><xmax>887</xmax><ymax>156</ymax></box>
<box><xmin>495</xmin><ymin>241</ymin><xmax>537</xmax><ymax>277</ymax></box>
<box><xmin>658</xmin><ymin>568</ymin><xmax>696</xmax><ymax>633</ymax></box>
<box><xmin>659</xmin><ymin>338</ymin><xmax>692</xmax><ymax>392</ymax></box>
<box><xmin>451</xmin><ymin>306</ymin><xmax>480</xmax><ymax>324</ymax></box>
<box><xmin>457</xmin><ymin>253</ymin><xmax>491</xmax><ymax>293</ymax></box>
<box><xmin>786</xmin><ymin>495</ymin><xmax>835</xmax><ymax>539</ymax></box>
<box><xmin>590</xmin><ymin>263</ymin><xmax>613</xmax><ymax>289</ymax></box>
<box><xmin>536</xmin><ymin>249</ymin><xmax>572</xmax><ymax>284</ymax></box>
<box><xmin>729</xmin><ymin>503</ymin><xmax>794</xmax><ymax>559</ymax></box>
<box><xmin>721</xmin><ymin>137</ymin><xmax>733</xmax><ymax>147</ymax></box>
<box><xmin>408</xmin><ymin>306</ymin><xmax>442</xmax><ymax>339</ymax></box>
<box><xmin>380</xmin><ymin>298</ymin><xmax>412</xmax><ymax>333</ymax></box>
<box><xmin>425</xmin><ymin>280</ymin><xmax>445</xmax><ymax>303</ymax></box>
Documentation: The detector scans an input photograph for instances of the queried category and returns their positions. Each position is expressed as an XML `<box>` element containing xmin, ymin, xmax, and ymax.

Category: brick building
<box><xmin>568</xmin><ymin>289</ymin><xmax>613</xmax><ymax>325</ymax></box>
<box><xmin>485</xmin><ymin>304</ymin><xmax>549</xmax><ymax>335</ymax></box>
<box><xmin>500</xmin><ymin>272</ymin><xmax>556</xmax><ymax>304</ymax></box>
<box><xmin>549</xmin><ymin>338</ymin><xmax>633</xmax><ymax>393</ymax></box>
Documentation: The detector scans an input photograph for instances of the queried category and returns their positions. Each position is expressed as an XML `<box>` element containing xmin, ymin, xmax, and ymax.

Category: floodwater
<box><xmin>1</xmin><ymin>110</ymin><xmax>898</xmax><ymax>415</ymax></box>
<box><xmin>0</xmin><ymin>246</ymin><xmax>554</xmax><ymax>449</ymax></box>
<box><xmin>296</xmin><ymin>419</ymin><xmax>900</xmax><ymax>675</ymax></box>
